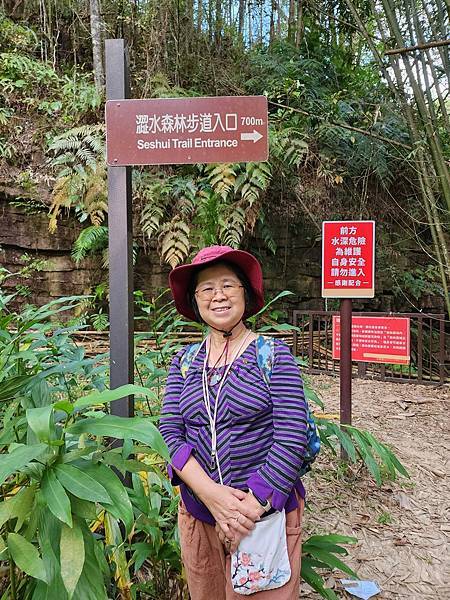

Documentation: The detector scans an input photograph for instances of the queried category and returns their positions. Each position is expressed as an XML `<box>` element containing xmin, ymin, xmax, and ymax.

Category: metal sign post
<box><xmin>339</xmin><ymin>298</ymin><xmax>352</xmax><ymax>428</ymax></box>
<box><xmin>105</xmin><ymin>39</ymin><xmax>134</xmax><ymax>418</ymax></box>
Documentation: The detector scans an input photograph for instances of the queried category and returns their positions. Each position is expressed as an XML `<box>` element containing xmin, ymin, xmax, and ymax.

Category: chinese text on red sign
<box><xmin>332</xmin><ymin>316</ymin><xmax>410</xmax><ymax>365</ymax></box>
<box><xmin>322</xmin><ymin>220</ymin><xmax>375</xmax><ymax>298</ymax></box>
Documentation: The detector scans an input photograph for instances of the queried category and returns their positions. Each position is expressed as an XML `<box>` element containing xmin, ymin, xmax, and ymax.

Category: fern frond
<box><xmin>171</xmin><ymin>177</ymin><xmax>197</xmax><ymax>217</ymax></box>
<box><xmin>159</xmin><ymin>219</ymin><xmax>190</xmax><ymax>267</ymax></box>
<box><xmin>220</xmin><ymin>206</ymin><xmax>246</xmax><ymax>248</ymax></box>
<box><xmin>236</xmin><ymin>162</ymin><xmax>272</xmax><ymax>207</ymax></box>
<box><xmin>270</xmin><ymin>126</ymin><xmax>309</xmax><ymax>168</ymax></box>
<box><xmin>48</xmin><ymin>176</ymin><xmax>73</xmax><ymax>231</ymax></box>
<box><xmin>72</xmin><ymin>225</ymin><xmax>108</xmax><ymax>264</ymax></box>
<box><xmin>205</xmin><ymin>163</ymin><xmax>236</xmax><ymax>200</ymax></box>
<box><xmin>257</xmin><ymin>214</ymin><xmax>277</xmax><ymax>254</ymax></box>
<box><xmin>84</xmin><ymin>169</ymin><xmax>107</xmax><ymax>226</ymax></box>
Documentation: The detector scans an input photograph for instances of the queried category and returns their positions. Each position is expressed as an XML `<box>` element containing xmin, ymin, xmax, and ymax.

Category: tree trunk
<box><xmin>215</xmin><ymin>0</ymin><xmax>222</xmax><ymax>44</ymax></box>
<box><xmin>295</xmin><ymin>0</ymin><xmax>303</xmax><ymax>47</ymax></box>
<box><xmin>89</xmin><ymin>0</ymin><xmax>104</xmax><ymax>91</ymax></box>
<box><xmin>238</xmin><ymin>0</ymin><xmax>245</xmax><ymax>36</ymax></box>
<box><xmin>288</xmin><ymin>0</ymin><xmax>295</xmax><ymax>43</ymax></box>
<box><xmin>269</xmin><ymin>0</ymin><xmax>275</xmax><ymax>43</ymax></box>
<box><xmin>197</xmin><ymin>0</ymin><xmax>203</xmax><ymax>32</ymax></box>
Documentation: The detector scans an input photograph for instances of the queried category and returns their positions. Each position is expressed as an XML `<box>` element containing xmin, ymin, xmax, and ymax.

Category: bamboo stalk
<box><xmin>381</xmin><ymin>0</ymin><xmax>450</xmax><ymax>212</ymax></box>
<box><xmin>344</xmin><ymin>0</ymin><xmax>450</xmax><ymax>316</ymax></box>
<box><xmin>384</xmin><ymin>37</ymin><xmax>450</xmax><ymax>55</ymax></box>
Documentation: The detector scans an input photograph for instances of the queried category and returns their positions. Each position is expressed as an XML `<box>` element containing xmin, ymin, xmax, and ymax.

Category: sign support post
<box><xmin>105</xmin><ymin>39</ymin><xmax>134</xmax><ymax>419</ymax></box>
<box><xmin>339</xmin><ymin>298</ymin><xmax>352</xmax><ymax>458</ymax></box>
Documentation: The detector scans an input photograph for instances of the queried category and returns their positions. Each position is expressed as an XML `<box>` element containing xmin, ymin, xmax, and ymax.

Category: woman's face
<box><xmin>194</xmin><ymin>263</ymin><xmax>246</xmax><ymax>331</ymax></box>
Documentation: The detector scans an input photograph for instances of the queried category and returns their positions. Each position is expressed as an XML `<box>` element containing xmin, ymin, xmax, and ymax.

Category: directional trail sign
<box><xmin>106</xmin><ymin>95</ymin><xmax>268</xmax><ymax>166</ymax></box>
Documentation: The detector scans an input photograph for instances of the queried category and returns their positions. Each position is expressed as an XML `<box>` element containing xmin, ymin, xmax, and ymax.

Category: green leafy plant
<box><xmin>301</xmin><ymin>534</ymin><xmax>358</xmax><ymax>599</ymax></box>
<box><xmin>0</xmin><ymin>293</ymin><xmax>184</xmax><ymax>599</ymax></box>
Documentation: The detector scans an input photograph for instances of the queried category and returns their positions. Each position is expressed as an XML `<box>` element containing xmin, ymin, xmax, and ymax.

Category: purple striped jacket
<box><xmin>160</xmin><ymin>338</ymin><xmax>308</xmax><ymax>524</ymax></box>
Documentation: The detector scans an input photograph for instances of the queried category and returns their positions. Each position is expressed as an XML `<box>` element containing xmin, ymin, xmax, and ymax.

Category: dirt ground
<box><xmin>301</xmin><ymin>375</ymin><xmax>450</xmax><ymax>600</ymax></box>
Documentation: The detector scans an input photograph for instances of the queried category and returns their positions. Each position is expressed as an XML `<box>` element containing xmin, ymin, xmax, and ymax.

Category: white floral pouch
<box><xmin>230</xmin><ymin>510</ymin><xmax>291</xmax><ymax>595</ymax></box>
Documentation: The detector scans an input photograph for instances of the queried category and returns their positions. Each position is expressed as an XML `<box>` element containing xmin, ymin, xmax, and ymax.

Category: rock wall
<box><xmin>0</xmin><ymin>192</ymin><xmax>446</xmax><ymax>319</ymax></box>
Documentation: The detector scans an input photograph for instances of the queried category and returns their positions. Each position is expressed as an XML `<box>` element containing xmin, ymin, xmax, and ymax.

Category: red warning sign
<box><xmin>332</xmin><ymin>316</ymin><xmax>410</xmax><ymax>365</ymax></box>
<box><xmin>322</xmin><ymin>221</ymin><xmax>375</xmax><ymax>298</ymax></box>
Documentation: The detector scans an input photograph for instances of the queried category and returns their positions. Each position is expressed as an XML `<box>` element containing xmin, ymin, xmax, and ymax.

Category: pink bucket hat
<box><xmin>169</xmin><ymin>245</ymin><xmax>265</xmax><ymax>322</ymax></box>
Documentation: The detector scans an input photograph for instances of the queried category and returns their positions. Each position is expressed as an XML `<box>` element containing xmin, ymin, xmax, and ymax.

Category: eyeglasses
<box><xmin>195</xmin><ymin>283</ymin><xmax>243</xmax><ymax>301</ymax></box>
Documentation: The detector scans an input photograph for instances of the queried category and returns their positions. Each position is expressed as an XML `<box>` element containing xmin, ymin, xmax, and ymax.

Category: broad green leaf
<box><xmin>304</xmin><ymin>385</ymin><xmax>324</xmax><ymax>409</ymax></box>
<box><xmin>41</xmin><ymin>469</ymin><xmax>72</xmax><ymax>527</ymax></box>
<box><xmin>104</xmin><ymin>513</ymin><xmax>131</xmax><ymax>592</ymax></box>
<box><xmin>308</xmin><ymin>549</ymin><xmax>358</xmax><ymax>578</ymax></box>
<box><xmin>60</xmin><ymin>521</ymin><xmax>85</xmax><ymax>599</ymax></box>
<box><xmin>53</xmin><ymin>400</ymin><xmax>74</xmax><ymax>415</ymax></box>
<box><xmin>250</xmin><ymin>290</ymin><xmax>294</xmax><ymax>319</ymax></box>
<box><xmin>350</xmin><ymin>428</ymin><xmax>382</xmax><ymax>485</ymax></box>
<box><xmin>131</xmin><ymin>542</ymin><xmax>152</xmax><ymax>572</ymax></box>
<box><xmin>301</xmin><ymin>559</ymin><xmax>338</xmax><ymax>600</ymax></box>
<box><xmin>55</xmin><ymin>464</ymin><xmax>111</xmax><ymax>503</ymax></box>
<box><xmin>72</xmin><ymin>384</ymin><xmax>154</xmax><ymax>411</ymax></box>
<box><xmin>67</xmin><ymin>415</ymin><xmax>169</xmax><ymax>460</ymax></box>
<box><xmin>7</xmin><ymin>533</ymin><xmax>48</xmax><ymax>583</ymax></box>
<box><xmin>332</xmin><ymin>424</ymin><xmax>357</xmax><ymax>463</ymax></box>
<box><xmin>258</xmin><ymin>323</ymin><xmax>301</xmax><ymax>332</ymax></box>
<box><xmin>36</xmin><ymin>507</ymin><xmax>69</xmax><ymax>597</ymax></box>
<box><xmin>82</xmin><ymin>463</ymin><xmax>133</xmax><ymax>535</ymax></box>
<box><xmin>305</xmin><ymin>534</ymin><xmax>357</xmax><ymax>546</ymax></box>
<box><xmin>0</xmin><ymin>485</ymin><xmax>35</xmax><ymax>531</ymax></box>
<box><xmin>0</xmin><ymin>534</ymin><xmax>6</xmax><ymax>559</ymax></box>
<box><xmin>26</xmin><ymin>405</ymin><xmax>53</xmax><ymax>442</ymax></box>
<box><xmin>71</xmin><ymin>522</ymin><xmax>108</xmax><ymax>600</ymax></box>
<box><xmin>62</xmin><ymin>447</ymin><xmax>100</xmax><ymax>463</ymax></box>
<box><xmin>0</xmin><ymin>444</ymin><xmax>47</xmax><ymax>485</ymax></box>
<box><xmin>69</xmin><ymin>494</ymin><xmax>98</xmax><ymax>520</ymax></box>
<box><xmin>12</xmin><ymin>485</ymin><xmax>35</xmax><ymax>532</ymax></box>
<box><xmin>102</xmin><ymin>452</ymin><xmax>155</xmax><ymax>474</ymax></box>
<box><xmin>363</xmin><ymin>430</ymin><xmax>409</xmax><ymax>478</ymax></box>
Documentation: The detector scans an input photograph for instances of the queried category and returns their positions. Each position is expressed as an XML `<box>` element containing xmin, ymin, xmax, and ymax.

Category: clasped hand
<box><xmin>201</xmin><ymin>484</ymin><xmax>265</xmax><ymax>553</ymax></box>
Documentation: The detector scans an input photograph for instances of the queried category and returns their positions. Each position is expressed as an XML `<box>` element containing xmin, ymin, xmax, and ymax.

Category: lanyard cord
<box><xmin>201</xmin><ymin>330</ymin><xmax>252</xmax><ymax>485</ymax></box>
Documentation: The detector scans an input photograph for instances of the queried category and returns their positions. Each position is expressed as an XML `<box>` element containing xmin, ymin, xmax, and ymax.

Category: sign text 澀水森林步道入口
<box><xmin>137</xmin><ymin>137</ymin><xmax>239</xmax><ymax>150</ymax></box>
<box><xmin>106</xmin><ymin>96</ymin><xmax>268</xmax><ymax>165</ymax></box>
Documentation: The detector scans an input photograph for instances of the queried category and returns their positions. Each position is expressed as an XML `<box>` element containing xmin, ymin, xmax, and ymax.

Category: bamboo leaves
<box><xmin>318</xmin><ymin>419</ymin><xmax>409</xmax><ymax>485</ymax></box>
<box><xmin>301</xmin><ymin>534</ymin><xmax>358</xmax><ymax>599</ymax></box>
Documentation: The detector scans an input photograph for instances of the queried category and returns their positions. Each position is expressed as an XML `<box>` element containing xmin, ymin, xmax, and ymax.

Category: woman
<box><xmin>160</xmin><ymin>245</ymin><xmax>308</xmax><ymax>599</ymax></box>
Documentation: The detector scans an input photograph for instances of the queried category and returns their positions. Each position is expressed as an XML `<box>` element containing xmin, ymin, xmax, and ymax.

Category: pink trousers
<box><xmin>178</xmin><ymin>497</ymin><xmax>304</xmax><ymax>600</ymax></box>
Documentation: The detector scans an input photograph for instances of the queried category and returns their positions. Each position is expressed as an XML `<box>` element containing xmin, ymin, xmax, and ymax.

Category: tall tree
<box><xmin>89</xmin><ymin>0</ymin><xmax>104</xmax><ymax>91</ymax></box>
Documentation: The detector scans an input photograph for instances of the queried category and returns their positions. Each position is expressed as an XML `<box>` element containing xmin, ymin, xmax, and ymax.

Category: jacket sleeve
<box><xmin>159</xmin><ymin>349</ymin><xmax>195</xmax><ymax>483</ymax></box>
<box><xmin>246</xmin><ymin>340</ymin><xmax>308</xmax><ymax>510</ymax></box>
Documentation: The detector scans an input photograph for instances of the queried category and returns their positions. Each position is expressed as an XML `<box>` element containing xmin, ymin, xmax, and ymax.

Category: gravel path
<box><xmin>301</xmin><ymin>375</ymin><xmax>450</xmax><ymax>599</ymax></box>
